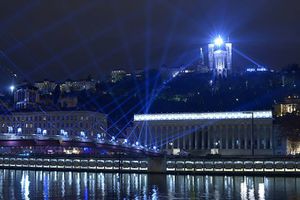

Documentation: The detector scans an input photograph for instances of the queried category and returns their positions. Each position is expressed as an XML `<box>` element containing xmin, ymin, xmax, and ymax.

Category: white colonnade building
<box><xmin>133</xmin><ymin>111</ymin><xmax>278</xmax><ymax>156</ymax></box>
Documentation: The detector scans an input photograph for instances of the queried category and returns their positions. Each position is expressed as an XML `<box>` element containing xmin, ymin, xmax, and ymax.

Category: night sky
<box><xmin>0</xmin><ymin>0</ymin><xmax>300</xmax><ymax>87</ymax></box>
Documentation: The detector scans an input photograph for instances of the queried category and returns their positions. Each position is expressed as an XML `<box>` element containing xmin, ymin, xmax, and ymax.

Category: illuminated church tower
<box><xmin>208</xmin><ymin>36</ymin><xmax>232</xmax><ymax>77</ymax></box>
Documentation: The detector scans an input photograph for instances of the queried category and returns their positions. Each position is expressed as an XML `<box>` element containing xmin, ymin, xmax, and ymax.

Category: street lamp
<box><xmin>9</xmin><ymin>85</ymin><xmax>15</xmax><ymax>93</ymax></box>
<box><xmin>243</xmin><ymin>111</ymin><xmax>254</xmax><ymax>156</ymax></box>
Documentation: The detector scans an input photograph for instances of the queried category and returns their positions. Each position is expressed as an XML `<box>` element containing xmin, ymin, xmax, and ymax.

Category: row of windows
<box><xmin>0</xmin><ymin>115</ymin><xmax>101</xmax><ymax>122</ymax></box>
<box><xmin>1</xmin><ymin>123</ymin><xmax>103</xmax><ymax>129</ymax></box>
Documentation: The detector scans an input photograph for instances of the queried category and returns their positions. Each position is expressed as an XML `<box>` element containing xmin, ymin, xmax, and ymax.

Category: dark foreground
<box><xmin>0</xmin><ymin>169</ymin><xmax>299</xmax><ymax>199</ymax></box>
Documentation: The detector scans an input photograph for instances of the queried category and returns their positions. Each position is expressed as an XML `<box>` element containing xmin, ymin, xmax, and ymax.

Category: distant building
<box><xmin>34</xmin><ymin>80</ymin><xmax>57</xmax><ymax>95</ymax></box>
<box><xmin>111</xmin><ymin>70</ymin><xmax>127</xmax><ymax>83</ymax></box>
<box><xmin>274</xmin><ymin>95</ymin><xmax>300</xmax><ymax>117</ymax></box>
<box><xmin>0</xmin><ymin>110</ymin><xmax>107</xmax><ymax>138</ymax></box>
<box><xmin>14</xmin><ymin>84</ymin><xmax>40</xmax><ymax>111</ymax></box>
<box><xmin>133</xmin><ymin>111</ymin><xmax>284</xmax><ymax>156</ymax></box>
<box><xmin>60</xmin><ymin>79</ymin><xmax>97</xmax><ymax>93</ymax></box>
<box><xmin>208</xmin><ymin>36</ymin><xmax>232</xmax><ymax>77</ymax></box>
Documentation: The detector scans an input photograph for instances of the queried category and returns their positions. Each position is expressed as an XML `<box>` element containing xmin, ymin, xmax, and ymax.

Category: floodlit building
<box><xmin>111</xmin><ymin>70</ymin><xmax>127</xmax><ymax>83</ymax></box>
<box><xmin>274</xmin><ymin>95</ymin><xmax>300</xmax><ymax>117</ymax></box>
<box><xmin>0</xmin><ymin>111</ymin><xmax>107</xmax><ymax>138</ymax></box>
<box><xmin>34</xmin><ymin>80</ymin><xmax>57</xmax><ymax>95</ymax></box>
<box><xmin>60</xmin><ymin>79</ymin><xmax>97</xmax><ymax>93</ymax></box>
<box><xmin>134</xmin><ymin>111</ymin><xmax>284</xmax><ymax>156</ymax></box>
<box><xmin>208</xmin><ymin>36</ymin><xmax>232</xmax><ymax>77</ymax></box>
<box><xmin>14</xmin><ymin>84</ymin><xmax>40</xmax><ymax>111</ymax></box>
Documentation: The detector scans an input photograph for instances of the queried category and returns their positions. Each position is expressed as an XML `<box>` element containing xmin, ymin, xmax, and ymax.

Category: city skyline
<box><xmin>0</xmin><ymin>1</ymin><xmax>300</xmax><ymax>87</ymax></box>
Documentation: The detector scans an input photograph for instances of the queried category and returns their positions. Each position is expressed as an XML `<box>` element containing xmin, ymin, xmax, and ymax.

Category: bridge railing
<box><xmin>166</xmin><ymin>159</ymin><xmax>300</xmax><ymax>173</ymax></box>
<box><xmin>0</xmin><ymin>156</ymin><xmax>149</xmax><ymax>171</ymax></box>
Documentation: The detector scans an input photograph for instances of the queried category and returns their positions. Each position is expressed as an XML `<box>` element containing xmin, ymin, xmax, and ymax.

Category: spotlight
<box><xmin>214</xmin><ymin>35</ymin><xmax>223</xmax><ymax>46</ymax></box>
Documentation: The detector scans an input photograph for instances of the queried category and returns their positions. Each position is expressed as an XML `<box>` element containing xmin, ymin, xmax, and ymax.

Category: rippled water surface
<box><xmin>0</xmin><ymin>170</ymin><xmax>299</xmax><ymax>199</ymax></box>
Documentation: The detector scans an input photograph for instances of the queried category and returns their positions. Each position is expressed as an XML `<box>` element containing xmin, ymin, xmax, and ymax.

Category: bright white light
<box><xmin>8</xmin><ymin>126</ymin><xmax>13</xmax><ymax>133</ymax></box>
<box><xmin>153</xmin><ymin>146</ymin><xmax>157</xmax><ymax>150</ymax></box>
<box><xmin>80</xmin><ymin>131</ymin><xmax>86</xmax><ymax>138</ymax></box>
<box><xmin>9</xmin><ymin>85</ymin><xmax>15</xmax><ymax>92</ymax></box>
<box><xmin>60</xmin><ymin>129</ymin><xmax>67</xmax><ymax>136</ymax></box>
<box><xmin>42</xmin><ymin>130</ymin><xmax>47</xmax><ymax>135</ymax></box>
<box><xmin>134</xmin><ymin>111</ymin><xmax>272</xmax><ymax>121</ymax></box>
<box><xmin>135</xmin><ymin>141</ymin><xmax>139</xmax><ymax>146</ymax></box>
<box><xmin>17</xmin><ymin>127</ymin><xmax>22</xmax><ymax>134</ymax></box>
<box><xmin>214</xmin><ymin>36</ymin><xmax>223</xmax><ymax>46</ymax></box>
<box><xmin>124</xmin><ymin>139</ymin><xmax>128</xmax><ymax>143</ymax></box>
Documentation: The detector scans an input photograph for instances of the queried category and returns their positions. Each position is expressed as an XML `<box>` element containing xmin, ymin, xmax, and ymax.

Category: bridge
<box><xmin>0</xmin><ymin>133</ymin><xmax>161</xmax><ymax>156</ymax></box>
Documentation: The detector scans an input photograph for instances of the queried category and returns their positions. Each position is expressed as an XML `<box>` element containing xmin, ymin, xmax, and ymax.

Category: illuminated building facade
<box><xmin>134</xmin><ymin>111</ymin><xmax>284</xmax><ymax>156</ymax></box>
<box><xmin>0</xmin><ymin>111</ymin><xmax>107</xmax><ymax>137</ymax></box>
<box><xmin>208</xmin><ymin>36</ymin><xmax>232</xmax><ymax>77</ymax></box>
<box><xmin>111</xmin><ymin>70</ymin><xmax>127</xmax><ymax>83</ymax></box>
<box><xmin>60</xmin><ymin>79</ymin><xmax>97</xmax><ymax>93</ymax></box>
<box><xmin>34</xmin><ymin>80</ymin><xmax>57</xmax><ymax>95</ymax></box>
<box><xmin>14</xmin><ymin>84</ymin><xmax>40</xmax><ymax>111</ymax></box>
<box><xmin>274</xmin><ymin>95</ymin><xmax>300</xmax><ymax>117</ymax></box>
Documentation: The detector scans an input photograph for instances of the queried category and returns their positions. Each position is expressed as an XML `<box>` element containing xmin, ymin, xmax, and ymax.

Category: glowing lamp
<box><xmin>214</xmin><ymin>36</ymin><xmax>223</xmax><ymax>46</ymax></box>
<box><xmin>9</xmin><ymin>85</ymin><xmax>15</xmax><ymax>92</ymax></box>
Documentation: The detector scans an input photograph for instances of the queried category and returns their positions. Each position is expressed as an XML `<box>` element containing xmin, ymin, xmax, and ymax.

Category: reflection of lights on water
<box><xmin>43</xmin><ymin>172</ymin><xmax>49</xmax><ymax>200</ymax></box>
<box><xmin>21</xmin><ymin>172</ymin><xmax>30</xmax><ymax>200</ymax></box>
<box><xmin>240</xmin><ymin>179</ymin><xmax>247</xmax><ymax>200</ymax></box>
<box><xmin>61</xmin><ymin>173</ymin><xmax>65</xmax><ymax>198</ymax></box>
<box><xmin>76</xmin><ymin>173</ymin><xmax>80</xmax><ymax>197</ymax></box>
<box><xmin>83</xmin><ymin>172</ymin><xmax>88</xmax><ymax>200</ymax></box>
<box><xmin>68</xmin><ymin>172</ymin><xmax>72</xmax><ymax>186</ymax></box>
<box><xmin>258</xmin><ymin>183</ymin><xmax>265</xmax><ymax>200</ymax></box>
<box><xmin>151</xmin><ymin>186</ymin><xmax>158</xmax><ymax>200</ymax></box>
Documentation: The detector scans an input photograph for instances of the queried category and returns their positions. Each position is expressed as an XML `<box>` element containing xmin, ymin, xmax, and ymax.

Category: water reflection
<box><xmin>0</xmin><ymin>170</ymin><xmax>299</xmax><ymax>199</ymax></box>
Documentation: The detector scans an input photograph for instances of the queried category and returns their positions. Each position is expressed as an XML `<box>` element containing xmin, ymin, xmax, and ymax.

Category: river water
<box><xmin>0</xmin><ymin>169</ymin><xmax>299</xmax><ymax>199</ymax></box>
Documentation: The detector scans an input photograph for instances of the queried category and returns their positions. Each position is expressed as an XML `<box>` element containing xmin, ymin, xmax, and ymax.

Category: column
<box><xmin>207</xmin><ymin>126</ymin><xmax>211</xmax><ymax>149</ymax></box>
<box><xmin>195</xmin><ymin>126</ymin><xmax>198</xmax><ymax>150</ymax></box>
<box><xmin>154</xmin><ymin>126</ymin><xmax>158</xmax><ymax>147</ymax></box>
<box><xmin>181</xmin><ymin>126</ymin><xmax>188</xmax><ymax>149</ymax></box>
<box><xmin>189</xmin><ymin>126</ymin><xmax>192</xmax><ymax>150</ymax></box>
<box><xmin>165</xmin><ymin>126</ymin><xmax>168</xmax><ymax>150</ymax></box>
<box><xmin>226</xmin><ymin>125</ymin><xmax>229</xmax><ymax>149</ymax></box>
<box><xmin>232</xmin><ymin>126</ymin><xmax>235</xmax><ymax>149</ymax></box>
<box><xmin>257</xmin><ymin>125</ymin><xmax>261</xmax><ymax>150</ymax></box>
<box><xmin>244</xmin><ymin>125</ymin><xmax>247</xmax><ymax>150</ymax></box>
<box><xmin>238</xmin><ymin>125</ymin><xmax>242</xmax><ymax>149</ymax></box>
<box><xmin>175</xmin><ymin>126</ymin><xmax>180</xmax><ymax>149</ymax></box>
<box><xmin>160</xmin><ymin>126</ymin><xmax>163</xmax><ymax>149</ymax></box>
<box><xmin>202</xmin><ymin>126</ymin><xmax>205</xmax><ymax>150</ymax></box>
<box><xmin>269</xmin><ymin>125</ymin><xmax>273</xmax><ymax>149</ymax></box>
